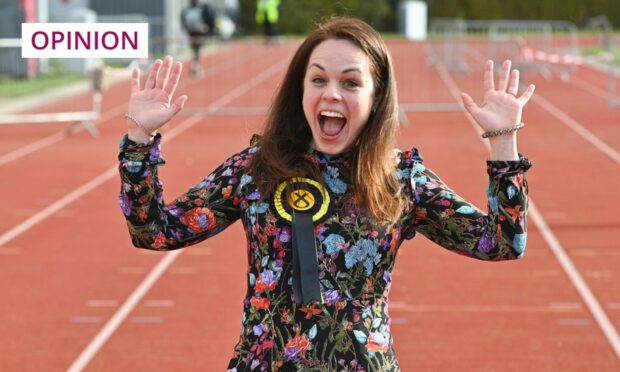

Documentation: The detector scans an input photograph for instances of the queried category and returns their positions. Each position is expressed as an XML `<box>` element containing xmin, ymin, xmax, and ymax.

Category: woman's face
<box><xmin>302</xmin><ymin>39</ymin><xmax>375</xmax><ymax>155</ymax></box>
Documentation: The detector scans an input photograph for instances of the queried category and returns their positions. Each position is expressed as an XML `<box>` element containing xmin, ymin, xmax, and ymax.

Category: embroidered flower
<box><xmin>179</xmin><ymin>207</ymin><xmax>216</xmax><ymax>233</ymax></box>
<box><xmin>284</xmin><ymin>334</ymin><xmax>310</xmax><ymax>361</ymax></box>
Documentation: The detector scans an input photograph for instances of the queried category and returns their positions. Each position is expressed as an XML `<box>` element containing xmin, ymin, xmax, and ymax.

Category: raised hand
<box><xmin>126</xmin><ymin>56</ymin><xmax>188</xmax><ymax>142</ymax></box>
<box><xmin>461</xmin><ymin>60</ymin><xmax>535</xmax><ymax>136</ymax></box>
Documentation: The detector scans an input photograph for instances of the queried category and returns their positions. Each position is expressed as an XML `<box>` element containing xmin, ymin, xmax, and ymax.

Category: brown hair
<box><xmin>247</xmin><ymin>17</ymin><xmax>404</xmax><ymax>223</ymax></box>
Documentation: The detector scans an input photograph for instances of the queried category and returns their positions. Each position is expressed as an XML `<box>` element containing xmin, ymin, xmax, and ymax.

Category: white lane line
<box><xmin>462</xmin><ymin>46</ymin><xmax>619</xmax><ymax>166</ymax></box>
<box><xmin>436</xmin><ymin>64</ymin><xmax>620</xmax><ymax>359</ymax></box>
<box><xmin>0</xmin><ymin>166</ymin><xmax>117</xmax><ymax>247</ymax></box>
<box><xmin>532</xmin><ymin>94</ymin><xmax>620</xmax><ymax>165</ymax></box>
<box><xmin>0</xmin><ymin>57</ymin><xmax>288</xmax><ymax>249</ymax></box>
<box><xmin>569</xmin><ymin>75</ymin><xmax>610</xmax><ymax>101</ymax></box>
<box><xmin>0</xmin><ymin>46</ymin><xmax>269</xmax><ymax>167</ymax></box>
<box><xmin>67</xmin><ymin>250</ymin><xmax>181</xmax><ymax>372</ymax></box>
<box><xmin>65</xmin><ymin>57</ymin><xmax>289</xmax><ymax>372</ymax></box>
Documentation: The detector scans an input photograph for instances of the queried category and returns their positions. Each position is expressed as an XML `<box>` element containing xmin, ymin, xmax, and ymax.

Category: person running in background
<box><xmin>256</xmin><ymin>0</ymin><xmax>280</xmax><ymax>44</ymax></box>
<box><xmin>181</xmin><ymin>0</ymin><xmax>216</xmax><ymax>76</ymax></box>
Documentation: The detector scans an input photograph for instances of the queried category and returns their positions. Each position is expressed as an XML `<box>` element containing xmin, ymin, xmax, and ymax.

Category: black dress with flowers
<box><xmin>118</xmin><ymin>134</ymin><xmax>531</xmax><ymax>371</ymax></box>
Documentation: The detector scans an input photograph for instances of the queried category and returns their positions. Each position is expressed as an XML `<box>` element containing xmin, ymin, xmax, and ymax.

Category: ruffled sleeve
<box><xmin>118</xmin><ymin>134</ymin><xmax>256</xmax><ymax>250</ymax></box>
<box><xmin>400</xmin><ymin>148</ymin><xmax>532</xmax><ymax>260</ymax></box>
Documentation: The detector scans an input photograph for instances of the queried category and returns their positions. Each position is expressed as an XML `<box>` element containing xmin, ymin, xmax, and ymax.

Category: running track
<box><xmin>0</xmin><ymin>40</ymin><xmax>618</xmax><ymax>371</ymax></box>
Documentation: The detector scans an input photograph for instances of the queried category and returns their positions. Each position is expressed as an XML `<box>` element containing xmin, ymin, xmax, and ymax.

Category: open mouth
<box><xmin>318</xmin><ymin>110</ymin><xmax>347</xmax><ymax>138</ymax></box>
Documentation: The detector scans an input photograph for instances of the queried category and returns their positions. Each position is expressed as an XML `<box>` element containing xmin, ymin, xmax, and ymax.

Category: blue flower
<box><xmin>253</xmin><ymin>325</ymin><xmax>263</xmax><ymax>336</ymax></box>
<box><xmin>323</xmin><ymin>234</ymin><xmax>345</xmax><ymax>255</ymax></box>
<box><xmin>345</xmin><ymin>239</ymin><xmax>379</xmax><ymax>275</ymax></box>
<box><xmin>513</xmin><ymin>233</ymin><xmax>527</xmax><ymax>255</ymax></box>
<box><xmin>396</xmin><ymin>168</ymin><xmax>410</xmax><ymax>180</ymax></box>
<box><xmin>259</xmin><ymin>270</ymin><xmax>277</xmax><ymax>285</ymax></box>
<box><xmin>487</xmin><ymin>185</ymin><xmax>499</xmax><ymax>215</ymax></box>
<box><xmin>308</xmin><ymin>324</ymin><xmax>318</xmax><ymax>340</ymax></box>
<box><xmin>507</xmin><ymin>184</ymin><xmax>517</xmax><ymax>199</ymax></box>
<box><xmin>323</xmin><ymin>289</ymin><xmax>340</xmax><ymax>305</ymax></box>
<box><xmin>353</xmin><ymin>330</ymin><xmax>367</xmax><ymax>344</ymax></box>
<box><xmin>456</xmin><ymin>205</ymin><xmax>476</xmax><ymax>214</ymax></box>
<box><xmin>323</xmin><ymin>166</ymin><xmax>347</xmax><ymax>194</ymax></box>
<box><xmin>239</xmin><ymin>174</ymin><xmax>253</xmax><ymax>189</ymax></box>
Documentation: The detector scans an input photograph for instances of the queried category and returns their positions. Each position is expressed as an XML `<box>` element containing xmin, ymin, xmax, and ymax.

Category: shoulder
<box><xmin>394</xmin><ymin>147</ymin><xmax>424</xmax><ymax>168</ymax></box>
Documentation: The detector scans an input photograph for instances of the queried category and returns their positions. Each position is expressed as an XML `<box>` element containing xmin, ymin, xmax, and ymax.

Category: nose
<box><xmin>322</xmin><ymin>82</ymin><xmax>342</xmax><ymax>102</ymax></box>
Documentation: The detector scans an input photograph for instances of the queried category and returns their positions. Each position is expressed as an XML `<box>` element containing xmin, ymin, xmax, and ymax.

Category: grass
<box><xmin>581</xmin><ymin>46</ymin><xmax>620</xmax><ymax>64</ymax></box>
<box><xmin>0</xmin><ymin>62</ymin><xmax>86</xmax><ymax>98</ymax></box>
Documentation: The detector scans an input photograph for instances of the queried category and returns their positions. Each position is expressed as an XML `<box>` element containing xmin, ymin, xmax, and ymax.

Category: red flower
<box><xmin>152</xmin><ymin>232</ymin><xmax>167</xmax><ymax>250</ymax></box>
<box><xmin>255</xmin><ymin>278</ymin><xmax>277</xmax><ymax>293</ymax></box>
<box><xmin>179</xmin><ymin>208</ymin><xmax>217</xmax><ymax>233</ymax></box>
<box><xmin>250</xmin><ymin>296</ymin><xmax>270</xmax><ymax>310</ymax></box>
<box><xmin>284</xmin><ymin>334</ymin><xmax>310</xmax><ymax>361</ymax></box>
<box><xmin>299</xmin><ymin>304</ymin><xmax>322</xmax><ymax>319</ymax></box>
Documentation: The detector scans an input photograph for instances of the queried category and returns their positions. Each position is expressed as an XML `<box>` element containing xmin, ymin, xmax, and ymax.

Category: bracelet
<box><xmin>124</xmin><ymin>112</ymin><xmax>155</xmax><ymax>137</ymax></box>
<box><xmin>481</xmin><ymin>122</ymin><xmax>524</xmax><ymax>138</ymax></box>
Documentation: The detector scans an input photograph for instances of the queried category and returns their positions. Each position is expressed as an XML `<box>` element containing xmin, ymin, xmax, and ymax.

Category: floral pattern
<box><xmin>118</xmin><ymin>133</ymin><xmax>531</xmax><ymax>371</ymax></box>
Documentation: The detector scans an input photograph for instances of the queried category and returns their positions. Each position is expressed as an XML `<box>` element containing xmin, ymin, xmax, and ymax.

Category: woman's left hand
<box><xmin>461</xmin><ymin>60</ymin><xmax>535</xmax><ymax>134</ymax></box>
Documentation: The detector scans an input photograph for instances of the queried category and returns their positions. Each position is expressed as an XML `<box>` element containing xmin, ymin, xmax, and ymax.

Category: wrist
<box><xmin>127</xmin><ymin>121</ymin><xmax>154</xmax><ymax>144</ymax></box>
<box><xmin>488</xmin><ymin>134</ymin><xmax>518</xmax><ymax>161</ymax></box>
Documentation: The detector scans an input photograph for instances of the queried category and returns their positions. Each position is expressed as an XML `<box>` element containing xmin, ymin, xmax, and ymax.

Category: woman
<box><xmin>119</xmin><ymin>18</ymin><xmax>533</xmax><ymax>371</ymax></box>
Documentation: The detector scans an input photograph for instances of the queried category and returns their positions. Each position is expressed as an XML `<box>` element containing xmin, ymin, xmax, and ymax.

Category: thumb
<box><xmin>460</xmin><ymin>92</ymin><xmax>481</xmax><ymax>117</ymax></box>
<box><xmin>169</xmin><ymin>95</ymin><xmax>188</xmax><ymax>116</ymax></box>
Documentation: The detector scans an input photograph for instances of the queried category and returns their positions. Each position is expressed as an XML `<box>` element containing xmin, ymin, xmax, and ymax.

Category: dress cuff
<box><xmin>118</xmin><ymin>133</ymin><xmax>165</xmax><ymax>166</ymax></box>
<box><xmin>486</xmin><ymin>155</ymin><xmax>532</xmax><ymax>179</ymax></box>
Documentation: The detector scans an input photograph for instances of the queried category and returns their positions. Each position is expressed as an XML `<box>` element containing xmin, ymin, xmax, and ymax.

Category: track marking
<box><xmin>462</xmin><ymin>46</ymin><xmax>620</xmax><ymax>166</ymax></box>
<box><xmin>66</xmin><ymin>250</ymin><xmax>181</xmax><ymax>372</ymax></box>
<box><xmin>130</xmin><ymin>316</ymin><xmax>164</xmax><ymax>324</ymax></box>
<box><xmin>143</xmin><ymin>300</ymin><xmax>175</xmax><ymax>308</ymax></box>
<box><xmin>86</xmin><ymin>300</ymin><xmax>118</xmax><ymax>308</ymax></box>
<box><xmin>65</xmin><ymin>56</ymin><xmax>290</xmax><ymax>372</ymax></box>
<box><xmin>558</xmin><ymin>318</ymin><xmax>590</xmax><ymax>326</ymax></box>
<box><xmin>436</xmin><ymin>63</ymin><xmax>620</xmax><ymax>359</ymax></box>
<box><xmin>71</xmin><ymin>316</ymin><xmax>104</xmax><ymax>324</ymax></box>
<box><xmin>0</xmin><ymin>57</ymin><xmax>288</xmax><ymax>249</ymax></box>
<box><xmin>531</xmin><ymin>94</ymin><xmax>620</xmax><ymax>165</ymax></box>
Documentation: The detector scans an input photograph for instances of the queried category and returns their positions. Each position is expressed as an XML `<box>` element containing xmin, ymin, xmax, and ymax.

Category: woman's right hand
<box><xmin>126</xmin><ymin>55</ymin><xmax>188</xmax><ymax>142</ymax></box>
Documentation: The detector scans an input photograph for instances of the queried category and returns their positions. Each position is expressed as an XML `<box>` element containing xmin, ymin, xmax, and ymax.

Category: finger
<box><xmin>163</xmin><ymin>61</ymin><xmax>183</xmax><ymax>96</ymax></box>
<box><xmin>518</xmin><ymin>84</ymin><xmax>536</xmax><ymax>104</ymax></box>
<box><xmin>169</xmin><ymin>95</ymin><xmax>188</xmax><ymax>115</ymax></box>
<box><xmin>483</xmin><ymin>60</ymin><xmax>494</xmax><ymax>91</ymax></box>
<box><xmin>507</xmin><ymin>69</ymin><xmax>519</xmax><ymax>96</ymax></box>
<box><xmin>155</xmin><ymin>56</ymin><xmax>173</xmax><ymax>90</ymax></box>
<box><xmin>145</xmin><ymin>59</ymin><xmax>162</xmax><ymax>90</ymax></box>
<box><xmin>130</xmin><ymin>67</ymin><xmax>141</xmax><ymax>95</ymax></box>
<box><xmin>498</xmin><ymin>60</ymin><xmax>512</xmax><ymax>92</ymax></box>
<box><xmin>461</xmin><ymin>92</ymin><xmax>482</xmax><ymax>117</ymax></box>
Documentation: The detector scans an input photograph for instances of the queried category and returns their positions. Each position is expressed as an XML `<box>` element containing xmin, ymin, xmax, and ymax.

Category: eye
<box><xmin>343</xmin><ymin>79</ymin><xmax>359</xmax><ymax>88</ymax></box>
<box><xmin>311</xmin><ymin>77</ymin><xmax>325</xmax><ymax>84</ymax></box>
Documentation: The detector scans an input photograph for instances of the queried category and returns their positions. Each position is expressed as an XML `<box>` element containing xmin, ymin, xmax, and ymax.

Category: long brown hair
<box><xmin>248</xmin><ymin>17</ymin><xmax>404</xmax><ymax>223</ymax></box>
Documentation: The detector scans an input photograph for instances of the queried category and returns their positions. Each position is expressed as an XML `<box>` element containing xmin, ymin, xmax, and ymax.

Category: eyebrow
<box><xmin>309</xmin><ymin>63</ymin><xmax>362</xmax><ymax>74</ymax></box>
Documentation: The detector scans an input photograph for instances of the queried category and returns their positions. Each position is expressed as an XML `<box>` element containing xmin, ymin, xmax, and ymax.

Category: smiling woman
<box><xmin>118</xmin><ymin>17</ymin><xmax>534</xmax><ymax>371</ymax></box>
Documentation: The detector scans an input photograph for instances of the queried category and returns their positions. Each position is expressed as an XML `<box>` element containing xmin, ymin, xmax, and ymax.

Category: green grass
<box><xmin>0</xmin><ymin>63</ymin><xmax>86</xmax><ymax>98</ymax></box>
<box><xmin>581</xmin><ymin>46</ymin><xmax>620</xmax><ymax>64</ymax></box>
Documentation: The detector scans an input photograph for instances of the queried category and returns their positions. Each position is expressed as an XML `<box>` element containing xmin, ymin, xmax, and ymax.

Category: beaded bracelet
<box><xmin>124</xmin><ymin>112</ymin><xmax>155</xmax><ymax>137</ymax></box>
<box><xmin>481</xmin><ymin>122</ymin><xmax>524</xmax><ymax>138</ymax></box>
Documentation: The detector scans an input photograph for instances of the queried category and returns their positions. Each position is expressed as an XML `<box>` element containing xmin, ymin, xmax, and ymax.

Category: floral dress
<box><xmin>118</xmin><ymin>134</ymin><xmax>531</xmax><ymax>371</ymax></box>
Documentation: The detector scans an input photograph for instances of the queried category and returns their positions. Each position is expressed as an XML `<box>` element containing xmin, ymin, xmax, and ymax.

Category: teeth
<box><xmin>321</xmin><ymin>111</ymin><xmax>344</xmax><ymax>118</ymax></box>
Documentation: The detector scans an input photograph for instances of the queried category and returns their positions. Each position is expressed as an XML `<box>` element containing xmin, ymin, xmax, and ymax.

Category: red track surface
<box><xmin>0</xmin><ymin>40</ymin><xmax>618</xmax><ymax>371</ymax></box>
